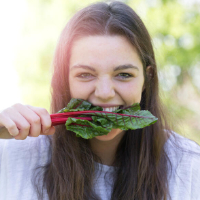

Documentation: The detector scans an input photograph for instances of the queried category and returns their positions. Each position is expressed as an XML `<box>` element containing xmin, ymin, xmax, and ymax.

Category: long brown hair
<box><xmin>34</xmin><ymin>1</ymin><xmax>188</xmax><ymax>199</ymax></box>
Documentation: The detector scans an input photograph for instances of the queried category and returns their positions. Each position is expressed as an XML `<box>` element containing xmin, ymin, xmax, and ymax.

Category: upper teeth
<box><xmin>103</xmin><ymin>106</ymin><xmax>119</xmax><ymax>112</ymax></box>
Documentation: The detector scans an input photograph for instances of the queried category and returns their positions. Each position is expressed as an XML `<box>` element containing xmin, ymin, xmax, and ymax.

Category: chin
<box><xmin>94</xmin><ymin>128</ymin><xmax>126</xmax><ymax>142</ymax></box>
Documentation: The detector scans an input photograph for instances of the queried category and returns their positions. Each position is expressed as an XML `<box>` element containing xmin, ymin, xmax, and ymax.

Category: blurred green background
<box><xmin>0</xmin><ymin>0</ymin><xmax>199</xmax><ymax>143</ymax></box>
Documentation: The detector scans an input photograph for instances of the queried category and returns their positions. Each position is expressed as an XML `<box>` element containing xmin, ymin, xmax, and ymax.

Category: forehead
<box><xmin>69</xmin><ymin>35</ymin><xmax>143</xmax><ymax>71</ymax></box>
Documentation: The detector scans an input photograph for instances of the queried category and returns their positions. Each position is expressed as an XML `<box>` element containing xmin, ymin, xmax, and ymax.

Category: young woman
<box><xmin>0</xmin><ymin>1</ymin><xmax>200</xmax><ymax>200</ymax></box>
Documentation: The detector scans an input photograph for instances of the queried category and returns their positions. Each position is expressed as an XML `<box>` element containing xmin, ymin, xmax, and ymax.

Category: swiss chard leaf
<box><xmin>65</xmin><ymin>117</ymin><xmax>112</xmax><ymax>139</ymax></box>
<box><xmin>115</xmin><ymin>103</ymin><xmax>141</xmax><ymax>114</ymax></box>
<box><xmin>82</xmin><ymin>110</ymin><xmax>157</xmax><ymax>130</ymax></box>
<box><xmin>58</xmin><ymin>98</ymin><xmax>103</xmax><ymax>113</ymax></box>
<box><xmin>59</xmin><ymin>98</ymin><xmax>158</xmax><ymax>139</ymax></box>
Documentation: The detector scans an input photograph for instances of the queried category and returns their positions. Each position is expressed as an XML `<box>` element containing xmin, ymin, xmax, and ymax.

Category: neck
<box><xmin>89</xmin><ymin>131</ymin><xmax>125</xmax><ymax>166</ymax></box>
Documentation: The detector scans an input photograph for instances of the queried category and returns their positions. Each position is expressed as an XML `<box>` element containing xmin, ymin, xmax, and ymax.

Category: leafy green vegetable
<box><xmin>58</xmin><ymin>98</ymin><xmax>158</xmax><ymax>139</ymax></box>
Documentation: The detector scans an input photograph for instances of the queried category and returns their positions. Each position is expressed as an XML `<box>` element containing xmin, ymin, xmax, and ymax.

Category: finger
<box><xmin>14</xmin><ymin>126</ymin><xmax>30</xmax><ymax>140</ymax></box>
<box><xmin>40</xmin><ymin>126</ymin><xmax>56</xmax><ymax>136</ymax></box>
<box><xmin>10</xmin><ymin>115</ymin><xmax>30</xmax><ymax>140</ymax></box>
<box><xmin>13</xmin><ymin>104</ymin><xmax>41</xmax><ymax>137</ymax></box>
<box><xmin>11</xmin><ymin>113</ymin><xmax>31</xmax><ymax>139</ymax></box>
<box><xmin>0</xmin><ymin>114</ymin><xmax>19</xmax><ymax>137</ymax></box>
<box><xmin>26</xmin><ymin>105</ymin><xmax>52</xmax><ymax>134</ymax></box>
<box><xmin>0</xmin><ymin>107</ymin><xmax>32</xmax><ymax>139</ymax></box>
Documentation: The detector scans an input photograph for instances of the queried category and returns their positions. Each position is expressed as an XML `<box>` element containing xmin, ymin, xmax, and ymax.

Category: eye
<box><xmin>77</xmin><ymin>73</ymin><xmax>94</xmax><ymax>78</ymax></box>
<box><xmin>116</xmin><ymin>73</ymin><xmax>133</xmax><ymax>79</ymax></box>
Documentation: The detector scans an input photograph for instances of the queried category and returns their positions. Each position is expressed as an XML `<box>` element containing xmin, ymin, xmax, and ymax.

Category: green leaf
<box><xmin>58</xmin><ymin>98</ymin><xmax>103</xmax><ymax>113</ymax></box>
<box><xmin>65</xmin><ymin>117</ymin><xmax>112</xmax><ymax>139</ymax></box>
<box><xmin>117</xmin><ymin>103</ymin><xmax>141</xmax><ymax>114</ymax></box>
<box><xmin>60</xmin><ymin>98</ymin><xmax>158</xmax><ymax>139</ymax></box>
<box><xmin>81</xmin><ymin>110</ymin><xmax>157</xmax><ymax>130</ymax></box>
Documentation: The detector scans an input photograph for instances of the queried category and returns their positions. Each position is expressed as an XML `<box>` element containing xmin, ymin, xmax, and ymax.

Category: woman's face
<box><xmin>69</xmin><ymin>35</ymin><xmax>145</xmax><ymax>142</ymax></box>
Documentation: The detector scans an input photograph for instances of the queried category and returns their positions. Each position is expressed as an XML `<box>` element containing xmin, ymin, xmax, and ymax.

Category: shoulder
<box><xmin>165</xmin><ymin>131</ymin><xmax>200</xmax><ymax>156</ymax></box>
<box><xmin>0</xmin><ymin>136</ymin><xmax>51</xmax><ymax>200</ymax></box>
<box><xmin>0</xmin><ymin>135</ymin><xmax>51</xmax><ymax>150</ymax></box>
<box><xmin>165</xmin><ymin>131</ymin><xmax>200</xmax><ymax>166</ymax></box>
<box><xmin>165</xmin><ymin>132</ymin><xmax>200</xmax><ymax>199</ymax></box>
<box><xmin>0</xmin><ymin>135</ymin><xmax>51</xmax><ymax>166</ymax></box>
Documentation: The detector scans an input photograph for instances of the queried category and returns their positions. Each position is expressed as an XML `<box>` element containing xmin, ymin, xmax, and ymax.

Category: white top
<box><xmin>0</xmin><ymin>132</ymin><xmax>200</xmax><ymax>200</ymax></box>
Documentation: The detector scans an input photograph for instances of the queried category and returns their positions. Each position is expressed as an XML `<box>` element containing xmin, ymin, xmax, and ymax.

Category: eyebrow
<box><xmin>71</xmin><ymin>64</ymin><xmax>139</xmax><ymax>71</ymax></box>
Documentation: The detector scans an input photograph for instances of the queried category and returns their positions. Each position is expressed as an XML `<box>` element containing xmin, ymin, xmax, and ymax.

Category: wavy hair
<box><xmin>34</xmin><ymin>1</ymin><xmax>186</xmax><ymax>200</ymax></box>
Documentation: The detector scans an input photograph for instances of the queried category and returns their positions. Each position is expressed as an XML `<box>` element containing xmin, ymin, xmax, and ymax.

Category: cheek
<box><xmin>69</xmin><ymin>77</ymin><xmax>94</xmax><ymax>99</ymax></box>
<box><xmin>69</xmin><ymin>76</ymin><xmax>79</xmax><ymax>98</ymax></box>
<box><xmin>117</xmin><ymin>80</ymin><xmax>144</xmax><ymax>103</ymax></box>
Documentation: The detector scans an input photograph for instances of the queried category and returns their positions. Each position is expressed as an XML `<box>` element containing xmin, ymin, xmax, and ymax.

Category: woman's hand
<box><xmin>0</xmin><ymin>103</ymin><xmax>55</xmax><ymax>140</ymax></box>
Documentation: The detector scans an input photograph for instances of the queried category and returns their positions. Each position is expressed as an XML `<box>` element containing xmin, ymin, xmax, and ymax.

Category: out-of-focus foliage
<box><xmin>127</xmin><ymin>0</ymin><xmax>200</xmax><ymax>142</ymax></box>
<box><xmin>15</xmin><ymin>0</ymin><xmax>200</xmax><ymax>143</ymax></box>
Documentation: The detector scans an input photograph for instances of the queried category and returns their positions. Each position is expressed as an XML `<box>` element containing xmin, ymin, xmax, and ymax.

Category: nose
<box><xmin>95</xmin><ymin>76</ymin><xmax>115</xmax><ymax>100</ymax></box>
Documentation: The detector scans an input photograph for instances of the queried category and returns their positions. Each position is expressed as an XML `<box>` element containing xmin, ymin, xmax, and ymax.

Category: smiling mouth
<box><xmin>96</xmin><ymin>105</ymin><xmax>125</xmax><ymax>109</ymax></box>
<box><xmin>101</xmin><ymin>105</ymin><xmax>125</xmax><ymax>111</ymax></box>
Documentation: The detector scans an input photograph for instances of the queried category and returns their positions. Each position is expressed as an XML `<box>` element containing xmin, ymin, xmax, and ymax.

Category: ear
<box><xmin>146</xmin><ymin>66</ymin><xmax>154</xmax><ymax>79</ymax></box>
<box><xmin>142</xmin><ymin>66</ymin><xmax>154</xmax><ymax>91</ymax></box>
